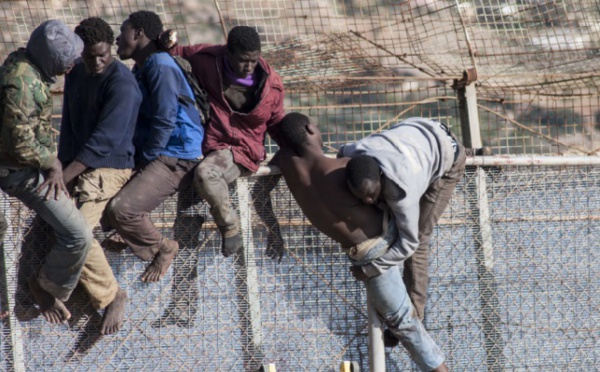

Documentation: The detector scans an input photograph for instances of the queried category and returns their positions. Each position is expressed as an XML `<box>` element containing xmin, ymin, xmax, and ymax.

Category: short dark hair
<box><xmin>227</xmin><ymin>26</ymin><xmax>261</xmax><ymax>54</ymax></box>
<box><xmin>128</xmin><ymin>10</ymin><xmax>163</xmax><ymax>41</ymax></box>
<box><xmin>346</xmin><ymin>155</ymin><xmax>381</xmax><ymax>188</ymax></box>
<box><xmin>75</xmin><ymin>17</ymin><xmax>114</xmax><ymax>45</ymax></box>
<box><xmin>279</xmin><ymin>113</ymin><xmax>311</xmax><ymax>151</ymax></box>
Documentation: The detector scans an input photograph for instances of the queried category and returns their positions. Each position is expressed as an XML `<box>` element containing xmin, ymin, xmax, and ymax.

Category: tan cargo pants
<box><xmin>73</xmin><ymin>168</ymin><xmax>131</xmax><ymax>309</ymax></box>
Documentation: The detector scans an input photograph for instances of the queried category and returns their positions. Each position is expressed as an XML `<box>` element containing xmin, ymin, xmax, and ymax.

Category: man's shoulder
<box><xmin>1</xmin><ymin>50</ymin><xmax>42</xmax><ymax>85</ymax></box>
<box><xmin>109</xmin><ymin>59</ymin><xmax>132</xmax><ymax>72</ymax></box>
<box><xmin>65</xmin><ymin>60</ymin><xmax>88</xmax><ymax>81</ymax></box>
<box><xmin>144</xmin><ymin>51</ymin><xmax>167</xmax><ymax>64</ymax></box>
<box><xmin>143</xmin><ymin>52</ymin><xmax>180</xmax><ymax>71</ymax></box>
<box><xmin>1</xmin><ymin>51</ymin><xmax>48</xmax><ymax>104</ymax></box>
<box><xmin>259</xmin><ymin>59</ymin><xmax>284</xmax><ymax>90</ymax></box>
<box><xmin>106</xmin><ymin>60</ymin><xmax>138</xmax><ymax>83</ymax></box>
<box><xmin>139</xmin><ymin>53</ymin><xmax>183</xmax><ymax>83</ymax></box>
<box><xmin>186</xmin><ymin>43</ymin><xmax>224</xmax><ymax>58</ymax></box>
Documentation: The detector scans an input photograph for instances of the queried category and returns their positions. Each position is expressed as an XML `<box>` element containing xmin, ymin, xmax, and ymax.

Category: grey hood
<box><xmin>25</xmin><ymin>19</ymin><xmax>83</xmax><ymax>83</ymax></box>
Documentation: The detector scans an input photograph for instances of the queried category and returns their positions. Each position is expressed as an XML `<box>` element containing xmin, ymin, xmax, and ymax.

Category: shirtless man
<box><xmin>260</xmin><ymin>112</ymin><xmax>448</xmax><ymax>372</ymax></box>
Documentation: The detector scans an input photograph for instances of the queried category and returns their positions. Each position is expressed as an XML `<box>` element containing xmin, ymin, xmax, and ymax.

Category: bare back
<box><xmin>274</xmin><ymin>148</ymin><xmax>383</xmax><ymax>248</ymax></box>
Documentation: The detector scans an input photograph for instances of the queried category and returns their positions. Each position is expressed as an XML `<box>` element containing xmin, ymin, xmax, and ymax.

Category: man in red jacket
<box><xmin>164</xmin><ymin>26</ymin><xmax>285</xmax><ymax>258</ymax></box>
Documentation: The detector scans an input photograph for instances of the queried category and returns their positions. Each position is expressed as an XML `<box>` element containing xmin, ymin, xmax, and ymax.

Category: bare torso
<box><xmin>274</xmin><ymin>148</ymin><xmax>383</xmax><ymax>248</ymax></box>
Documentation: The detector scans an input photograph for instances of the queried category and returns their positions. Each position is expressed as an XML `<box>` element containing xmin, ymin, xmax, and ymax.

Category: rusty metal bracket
<box><xmin>452</xmin><ymin>68</ymin><xmax>478</xmax><ymax>91</ymax></box>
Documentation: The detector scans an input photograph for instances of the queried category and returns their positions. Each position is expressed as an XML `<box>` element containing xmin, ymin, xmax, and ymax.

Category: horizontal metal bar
<box><xmin>255</xmin><ymin>155</ymin><xmax>600</xmax><ymax>176</ymax></box>
<box><xmin>467</xmin><ymin>155</ymin><xmax>600</xmax><ymax>166</ymax></box>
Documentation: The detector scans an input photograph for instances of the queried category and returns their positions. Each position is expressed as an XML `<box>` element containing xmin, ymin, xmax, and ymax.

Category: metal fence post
<box><xmin>1</xmin><ymin>198</ymin><xmax>26</xmax><ymax>372</ymax></box>
<box><xmin>367</xmin><ymin>286</ymin><xmax>386</xmax><ymax>372</ymax></box>
<box><xmin>235</xmin><ymin>177</ymin><xmax>265</xmax><ymax>369</ymax></box>
<box><xmin>454</xmin><ymin>69</ymin><xmax>506</xmax><ymax>371</ymax></box>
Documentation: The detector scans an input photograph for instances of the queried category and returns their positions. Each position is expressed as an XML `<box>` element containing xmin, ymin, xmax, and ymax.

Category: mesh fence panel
<box><xmin>1</xmin><ymin>165</ymin><xmax>598</xmax><ymax>371</ymax></box>
<box><xmin>0</xmin><ymin>0</ymin><xmax>599</xmax><ymax>370</ymax></box>
<box><xmin>1</xmin><ymin>1</ymin><xmax>600</xmax><ymax>156</ymax></box>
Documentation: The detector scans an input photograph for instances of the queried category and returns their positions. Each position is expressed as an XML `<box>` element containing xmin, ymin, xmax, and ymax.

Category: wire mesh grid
<box><xmin>2</xmin><ymin>1</ymin><xmax>600</xmax><ymax>155</ymax></box>
<box><xmin>0</xmin><ymin>0</ymin><xmax>599</xmax><ymax>370</ymax></box>
<box><xmin>1</xmin><ymin>165</ymin><xmax>599</xmax><ymax>371</ymax></box>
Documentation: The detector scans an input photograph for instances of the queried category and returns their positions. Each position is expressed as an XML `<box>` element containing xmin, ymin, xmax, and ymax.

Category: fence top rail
<box><xmin>254</xmin><ymin>155</ymin><xmax>600</xmax><ymax>176</ymax></box>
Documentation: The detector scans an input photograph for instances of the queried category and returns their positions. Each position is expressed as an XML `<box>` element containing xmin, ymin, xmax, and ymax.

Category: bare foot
<box><xmin>28</xmin><ymin>276</ymin><xmax>71</xmax><ymax>324</ymax></box>
<box><xmin>141</xmin><ymin>239</ymin><xmax>179</xmax><ymax>283</ymax></box>
<box><xmin>101</xmin><ymin>288</ymin><xmax>127</xmax><ymax>335</ymax></box>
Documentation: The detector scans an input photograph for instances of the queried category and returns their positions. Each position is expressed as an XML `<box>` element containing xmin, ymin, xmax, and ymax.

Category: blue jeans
<box><xmin>365</xmin><ymin>265</ymin><xmax>445</xmax><ymax>371</ymax></box>
<box><xmin>0</xmin><ymin>168</ymin><xmax>92</xmax><ymax>301</ymax></box>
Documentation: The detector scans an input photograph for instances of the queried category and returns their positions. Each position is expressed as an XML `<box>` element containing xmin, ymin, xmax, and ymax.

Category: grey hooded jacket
<box><xmin>25</xmin><ymin>19</ymin><xmax>83</xmax><ymax>83</ymax></box>
<box><xmin>338</xmin><ymin>117</ymin><xmax>456</xmax><ymax>276</ymax></box>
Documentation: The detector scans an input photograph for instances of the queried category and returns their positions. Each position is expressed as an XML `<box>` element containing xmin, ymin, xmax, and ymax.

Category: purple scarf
<box><xmin>223</xmin><ymin>56</ymin><xmax>257</xmax><ymax>87</ymax></box>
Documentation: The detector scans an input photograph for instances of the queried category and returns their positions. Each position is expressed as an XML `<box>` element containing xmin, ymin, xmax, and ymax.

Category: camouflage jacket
<box><xmin>0</xmin><ymin>48</ymin><xmax>56</xmax><ymax>170</ymax></box>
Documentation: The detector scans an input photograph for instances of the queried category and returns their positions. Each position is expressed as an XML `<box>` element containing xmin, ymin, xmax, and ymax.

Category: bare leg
<box><xmin>100</xmin><ymin>287</ymin><xmax>127</xmax><ymax>335</ymax></box>
<box><xmin>141</xmin><ymin>239</ymin><xmax>179</xmax><ymax>283</ymax></box>
<box><xmin>28</xmin><ymin>276</ymin><xmax>71</xmax><ymax>324</ymax></box>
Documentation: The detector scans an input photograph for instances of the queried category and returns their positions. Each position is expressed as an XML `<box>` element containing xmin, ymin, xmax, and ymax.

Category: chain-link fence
<box><xmin>1</xmin><ymin>1</ymin><xmax>599</xmax><ymax>156</ymax></box>
<box><xmin>1</xmin><ymin>162</ymin><xmax>599</xmax><ymax>371</ymax></box>
<box><xmin>1</xmin><ymin>0</ymin><xmax>599</xmax><ymax>370</ymax></box>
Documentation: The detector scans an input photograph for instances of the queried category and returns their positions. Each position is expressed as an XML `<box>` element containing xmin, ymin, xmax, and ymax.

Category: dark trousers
<box><xmin>106</xmin><ymin>156</ymin><xmax>198</xmax><ymax>261</ymax></box>
<box><xmin>404</xmin><ymin>141</ymin><xmax>467</xmax><ymax>320</ymax></box>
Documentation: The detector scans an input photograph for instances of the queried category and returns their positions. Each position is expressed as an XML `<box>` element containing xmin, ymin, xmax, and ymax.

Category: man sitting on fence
<box><xmin>59</xmin><ymin>17</ymin><xmax>142</xmax><ymax>334</ymax></box>
<box><xmin>105</xmin><ymin>11</ymin><xmax>204</xmax><ymax>283</ymax></box>
<box><xmin>259</xmin><ymin>112</ymin><xmax>448</xmax><ymax>372</ymax></box>
<box><xmin>338</xmin><ymin>118</ymin><xmax>466</xmax><ymax>346</ymax></box>
<box><xmin>0</xmin><ymin>20</ymin><xmax>92</xmax><ymax>324</ymax></box>
<box><xmin>159</xmin><ymin>26</ymin><xmax>286</xmax><ymax>260</ymax></box>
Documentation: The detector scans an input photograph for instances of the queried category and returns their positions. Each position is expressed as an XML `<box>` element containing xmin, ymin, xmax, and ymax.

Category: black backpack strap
<box><xmin>170</xmin><ymin>55</ymin><xmax>211</xmax><ymax>124</ymax></box>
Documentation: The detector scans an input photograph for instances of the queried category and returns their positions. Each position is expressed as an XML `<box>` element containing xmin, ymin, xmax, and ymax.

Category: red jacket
<box><xmin>173</xmin><ymin>44</ymin><xmax>285</xmax><ymax>172</ymax></box>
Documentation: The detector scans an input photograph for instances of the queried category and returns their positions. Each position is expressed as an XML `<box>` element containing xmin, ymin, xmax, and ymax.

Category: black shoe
<box><xmin>383</xmin><ymin>329</ymin><xmax>400</xmax><ymax>348</ymax></box>
<box><xmin>222</xmin><ymin>231</ymin><xmax>243</xmax><ymax>257</ymax></box>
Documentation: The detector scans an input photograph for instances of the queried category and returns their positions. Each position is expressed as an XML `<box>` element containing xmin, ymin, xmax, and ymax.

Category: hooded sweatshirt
<box><xmin>26</xmin><ymin>20</ymin><xmax>84</xmax><ymax>83</ymax></box>
<box><xmin>0</xmin><ymin>20</ymin><xmax>83</xmax><ymax>170</ymax></box>
<box><xmin>338</xmin><ymin>117</ymin><xmax>457</xmax><ymax>276</ymax></box>
<box><xmin>172</xmin><ymin>44</ymin><xmax>285</xmax><ymax>173</ymax></box>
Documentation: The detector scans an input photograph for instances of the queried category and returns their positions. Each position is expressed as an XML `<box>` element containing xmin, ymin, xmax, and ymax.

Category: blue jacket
<box><xmin>59</xmin><ymin>59</ymin><xmax>141</xmax><ymax>169</ymax></box>
<box><xmin>133</xmin><ymin>51</ymin><xmax>203</xmax><ymax>165</ymax></box>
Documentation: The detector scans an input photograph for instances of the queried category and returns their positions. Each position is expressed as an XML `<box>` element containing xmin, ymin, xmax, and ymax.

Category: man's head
<box><xmin>346</xmin><ymin>155</ymin><xmax>382</xmax><ymax>205</ymax></box>
<box><xmin>116</xmin><ymin>10</ymin><xmax>163</xmax><ymax>61</ymax></box>
<box><xmin>26</xmin><ymin>19</ymin><xmax>83</xmax><ymax>81</ymax></box>
<box><xmin>226</xmin><ymin>26</ymin><xmax>261</xmax><ymax>78</ymax></box>
<box><xmin>75</xmin><ymin>17</ymin><xmax>114</xmax><ymax>75</ymax></box>
<box><xmin>279</xmin><ymin>113</ymin><xmax>322</xmax><ymax>154</ymax></box>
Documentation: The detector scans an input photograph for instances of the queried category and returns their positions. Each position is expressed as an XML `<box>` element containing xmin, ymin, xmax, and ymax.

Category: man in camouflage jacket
<box><xmin>0</xmin><ymin>20</ymin><xmax>92</xmax><ymax>324</ymax></box>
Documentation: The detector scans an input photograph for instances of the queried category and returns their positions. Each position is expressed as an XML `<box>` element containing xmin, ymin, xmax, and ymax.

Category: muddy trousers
<box><xmin>74</xmin><ymin>168</ymin><xmax>131</xmax><ymax>309</ymax></box>
<box><xmin>106</xmin><ymin>156</ymin><xmax>197</xmax><ymax>261</ymax></box>
<box><xmin>193</xmin><ymin>149</ymin><xmax>251</xmax><ymax>236</ymax></box>
<box><xmin>405</xmin><ymin>141</ymin><xmax>466</xmax><ymax>320</ymax></box>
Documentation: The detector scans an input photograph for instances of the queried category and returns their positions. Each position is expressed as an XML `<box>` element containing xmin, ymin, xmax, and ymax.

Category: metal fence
<box><xmin>1</xmin><ymin>0</ymin><xmax>599</xmax><ymax>371</ymax></box>
<box><xmin>1</xmin><ymin>160</ymin><xmax>599</xmax><ymax>371</ymax></box>
<box><xmin>1</xmin><ymin>1</ymin><xmax>600</xmax><ymax>156</ymax></box>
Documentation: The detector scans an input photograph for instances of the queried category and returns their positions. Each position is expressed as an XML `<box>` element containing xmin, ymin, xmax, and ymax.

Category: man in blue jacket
<box><xmin>106</xmin><ymin>11</ymin><xmax>204</xmax><ymax>283</ymax></box>
<box><xmin>59</xmin><ymin>17</ymin><xmax>142</xmax><ymax>334</ymax></box>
